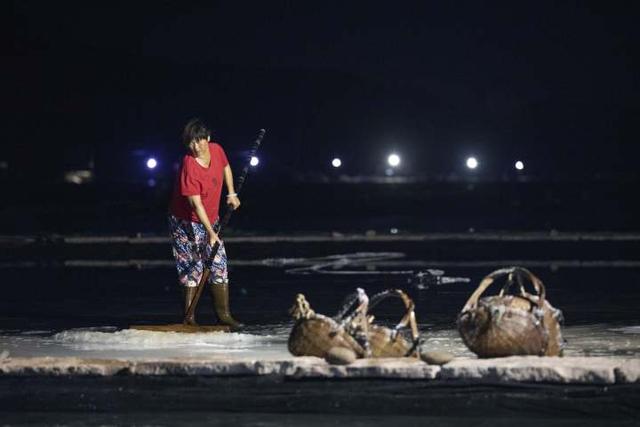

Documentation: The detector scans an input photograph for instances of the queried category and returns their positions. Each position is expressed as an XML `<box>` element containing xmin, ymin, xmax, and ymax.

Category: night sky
<box><xmin>6</xmin><ymin>1</ymin><xmax>639</xmax><ymax>181</ymax></box>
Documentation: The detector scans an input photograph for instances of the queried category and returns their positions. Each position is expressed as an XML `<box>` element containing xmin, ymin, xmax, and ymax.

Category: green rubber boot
<box><xmin>211</xmin><ymin>282</ymin><xmax>244</xmax><ymax>329</ymax></box>
<box><xmin>183</xmin><ymin>286</ymin><xmax>198</xmax><ymax>326</ymax></box>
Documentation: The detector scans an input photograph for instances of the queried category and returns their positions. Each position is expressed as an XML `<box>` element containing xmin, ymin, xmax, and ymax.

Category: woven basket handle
<box><xmin>368</xmin><ymin>289</ymin><xmax>420</xmax><ymax>354</ymax></box>
<box><xmin>461</xmin><ymin>267</ymin><xmax>546</xmax><ymax>313</ymax></box>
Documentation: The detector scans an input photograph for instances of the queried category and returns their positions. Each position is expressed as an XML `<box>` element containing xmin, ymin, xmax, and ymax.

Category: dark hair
<box><xmin>182</xmin><ymin>118</ymin><xmax>211</xmax><ymax>146</ymax></box>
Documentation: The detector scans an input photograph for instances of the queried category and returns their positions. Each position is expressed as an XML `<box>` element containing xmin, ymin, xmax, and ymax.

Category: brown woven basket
<box><xmin>288</xmin><ymin>316</ymin><xmax>366</xmax><ymax>358</ymax></box>
<box><xmin>457</xmin><ymin>267</ymin><xmax>564</xmax><ymax>358</ymax></box>
<box><xmin>288</xmin><ymin>289</ymin><xmax>420</xmax><ymax>359</ymax></box>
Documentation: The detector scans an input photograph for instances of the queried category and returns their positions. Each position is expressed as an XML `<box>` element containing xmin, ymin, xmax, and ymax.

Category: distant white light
<box><xmin>466</xmin><ymin>157</ymin><xmax>478</xmax><ymax>169</ymax></box>
<box><xmin>146</xmin><ymin>158</ymin><xmax>157</xmax><ymax>169</ymax></box>
<box><xmin>387</xmin><ymin>153</ymin><xmax>401</xmax><ymax>167</ymax></box>
<box><xmin>250</xmin><ymin>156</ymin><xmax>259</xmax><ymax>167</ymax></box>
<box><xmin>515</xmin><ymin>160</ymin><xmax>524</xmax><ymax>170</ymax></box>
<box><xmin>331</xmin><ymin>158</ymin><xmax>342</xmax><ymax>168</ymax></box>
<box><xmin>64</xmin><ymin>169</ymin><xmax>93</xmax><ymax>185</ymax></box>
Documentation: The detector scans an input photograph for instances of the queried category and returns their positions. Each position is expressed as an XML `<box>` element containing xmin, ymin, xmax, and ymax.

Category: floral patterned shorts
<box><xmin>168</xmin><ymin>215</ymin><xmax>228</xmax><ymax>287</ymax></box>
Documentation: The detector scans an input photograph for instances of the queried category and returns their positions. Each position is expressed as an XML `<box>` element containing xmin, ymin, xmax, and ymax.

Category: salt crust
<box><xmin>1</xmin><ymin>356</ymin><xmax>639</xmax><ymax>384</ymax></box>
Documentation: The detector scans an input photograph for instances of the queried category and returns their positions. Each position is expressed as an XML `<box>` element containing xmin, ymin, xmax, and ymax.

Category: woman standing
<box><xmin>168</xmin><ymin>118</ymin><xmax>242</xmax><ymax>328</ymax></box>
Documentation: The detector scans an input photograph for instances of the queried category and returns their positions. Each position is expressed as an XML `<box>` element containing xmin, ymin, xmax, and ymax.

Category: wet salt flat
<box><xmin>1</xmin><ymin>245</ymin><xmax>639</xmax><ymax>361</ymax></box>
<box><xmin>1</xmin><ymin>323</ymin><xmax>639</xmax><ymax>361</ymax></box>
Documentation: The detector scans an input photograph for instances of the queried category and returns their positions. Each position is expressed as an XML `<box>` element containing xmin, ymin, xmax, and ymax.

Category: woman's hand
<box><xmin>208</xmin><ymin>230</ymin><xmax>222</xmax><ymax>247</ymax></box>
<box><xmin>226</xmin><ymin>194</ymin><xmax>241</xmax><ymax>210</ymax></box>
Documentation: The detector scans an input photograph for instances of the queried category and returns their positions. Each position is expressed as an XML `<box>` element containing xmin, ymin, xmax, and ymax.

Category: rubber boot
<box><xmin>211</xmin><ymin>282</ymin><xmax>244</xmax><ymax>329</ymax></box>
<box><xmin>183</xmin><ymin>286</ymin><xmax>198</xmax><ymax>325</ymax></box>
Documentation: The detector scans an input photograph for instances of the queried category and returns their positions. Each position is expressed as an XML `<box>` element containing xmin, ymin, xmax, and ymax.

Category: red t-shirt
<box><xmin>169</xmin><ymin>142</ymin><xmax>229</xmax><ymax>223</ymax></box>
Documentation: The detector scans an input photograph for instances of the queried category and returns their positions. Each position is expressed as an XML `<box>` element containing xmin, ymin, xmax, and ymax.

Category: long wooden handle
<box><xmin>184</xmin><ymin>268</ymin><xmax>212</xmax><ymax>321</ymax></box>
<box><xmin>214</xmin><ymin>128</ymin><xmax>266</xmax><ymax>233</ymax></box>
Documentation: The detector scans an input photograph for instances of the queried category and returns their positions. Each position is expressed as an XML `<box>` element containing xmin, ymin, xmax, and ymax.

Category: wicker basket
<box><xmin>457</xmin><ymin>267</ymin><xmax>564</xmax><ymax>358</ymax></box>
<box><xmin>288</xmin><ymin>289</ymin><xmax>420</xmax><ymax>359</ymax></box>
<box><xmin>288</xmin><ymin>315</ymin><xmax>366</xmax><ymax>358</ymax></box>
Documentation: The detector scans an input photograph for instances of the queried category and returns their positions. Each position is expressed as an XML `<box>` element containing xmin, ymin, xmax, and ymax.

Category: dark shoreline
<box><xmin>2</xmin><ymin>179</ymin><xmax>639</xmax><ymax>235</ymax></box>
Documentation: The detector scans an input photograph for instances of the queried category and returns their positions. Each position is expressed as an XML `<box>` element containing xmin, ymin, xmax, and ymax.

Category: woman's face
<box><xmin>188</xmin><ymin>136</ymin><xmax>210</xmax><ymax>157</ymax></box>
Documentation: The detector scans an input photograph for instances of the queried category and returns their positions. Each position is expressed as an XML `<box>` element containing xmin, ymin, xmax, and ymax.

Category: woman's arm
<box><xmin>223</xmin><ymin>164</ymin><xmax>241</xmax><ymax>209</ymax></box>
<box><xmin>187</xmin><ymin>195</ymin><xmax>220</xmax><ymax>246</ymax></box>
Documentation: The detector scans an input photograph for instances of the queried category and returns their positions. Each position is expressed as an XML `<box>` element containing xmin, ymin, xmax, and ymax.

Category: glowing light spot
<box><xmin>331</xmin><ymin>158</ymin><xmax>342</xmax><ymax>168</ymax></box>
<box><xmin>515</xmin><ymin>160</ymin><xmax>524</xmax><ymax>170</ymax></box>
<box><xmin>466</xmin><ymin>157</ymin><xmax>478</xmax><ymax>169</ymax></box>
<box><xmin>387</xmin><ymin>153</ymin><xmax>401</xmax><ymax>167</ymax></box>
<box><xmin>146</xmin><ymin>158</ymin><xmax>157</xmax><ymax>169</ymax></box>
<box><xmin>250</xmin><ymin>156</ymin><xmax>259</xmax><ymax>167</ymax></box>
